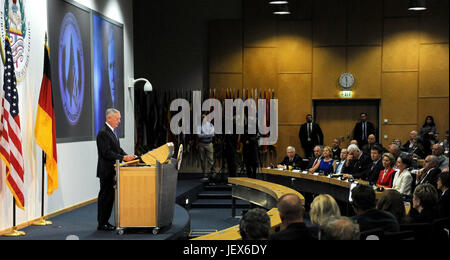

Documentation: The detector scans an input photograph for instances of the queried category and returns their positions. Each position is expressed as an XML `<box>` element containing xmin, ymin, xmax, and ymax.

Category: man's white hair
<box><xmin>287</xmin><ymin>146</ymin><xmax>296</xmax><ymax>153</ymax></box>
<box><xmin>106</xmin><ymin>108</ymin><xmax>120</xmax><ymax>118</ymax></box>
<box><xmin>347</xmin><ymin>144</ymin><xmax>360</xmax><ymax>153</ymax></box>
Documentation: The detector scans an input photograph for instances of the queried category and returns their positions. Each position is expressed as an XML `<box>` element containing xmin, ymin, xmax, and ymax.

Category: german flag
<box><xmin>35</xmin><ymin>43</ymin><xmax>58</xmax><ymax>195</ymax></box>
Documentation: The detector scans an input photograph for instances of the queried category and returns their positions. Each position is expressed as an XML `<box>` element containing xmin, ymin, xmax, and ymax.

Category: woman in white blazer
<box><xmin>392</xmin><ymin>155</ymin><xmax>413</xmax><ymax>196</ymax></box>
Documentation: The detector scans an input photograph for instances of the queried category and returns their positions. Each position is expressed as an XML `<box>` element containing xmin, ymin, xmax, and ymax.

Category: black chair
<box><xmin>399</xmin><ymin>223</ymin><xmax>433</xmax><ymax>240</ymax></box>
<box><xmin>384</xmin><ymin>230</ymin><xmax>415</xmax><ymax>240</ymax></box>
<box><xmin>359</xmin><ymin>228</ymin><xmax>384</xmax><ymax>240</ymax></box>
<box><xmin>432</xmin><ymin>217</ymin><xmax>450</xmax><ymax>240</ymax></box>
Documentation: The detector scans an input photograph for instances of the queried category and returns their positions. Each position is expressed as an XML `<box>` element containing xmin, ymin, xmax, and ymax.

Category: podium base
<box><xmin>2</xmin><ymin>227</ymin><xmax>26</xmax><ymax>237</ymax></box>
<box><xmin>32</xmin><ymin>218</ymin><xmax>53</xmax><ymax>226</ymax></box>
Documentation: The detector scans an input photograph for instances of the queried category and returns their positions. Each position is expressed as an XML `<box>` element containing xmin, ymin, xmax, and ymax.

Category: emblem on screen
<box><xmin>58</xmin><ymin>12</ymin><xmax>85</xmax><ymax>125</ymax></box>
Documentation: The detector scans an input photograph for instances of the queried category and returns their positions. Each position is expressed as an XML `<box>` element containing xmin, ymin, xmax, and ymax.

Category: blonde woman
<box><xmin>309</xmin><ymin>146</ymin><xmax>336</xmax><ymax>175</ymax></box>
<box><xmin>310</xmin><ymin>194</ymin><xmax>341</xmax><ymax>227</ymax></box>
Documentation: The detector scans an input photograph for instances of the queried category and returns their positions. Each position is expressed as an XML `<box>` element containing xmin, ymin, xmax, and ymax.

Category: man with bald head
<box><xmin>402</xmin><ymin>130</ymin><xmax>418</xmax><ymax>152</ymax></box>
<box><xmin>432</xmin><ymin>144</ymin><xmax>449</xmax><ymax>170</ymax></box>
<box><xmin>416</xmin><ymin>155</ymin><xmax>441</xmax><ymax>188</ymax></box>
<box><xmin>269</xmin><ymin>194</ymin><xmax>315</xmax><ymax>240</ymax></box>
<box><xmin>361</xmin><ymin>134</ymin><xmax>378</xmax><ymax>156</ymax></box>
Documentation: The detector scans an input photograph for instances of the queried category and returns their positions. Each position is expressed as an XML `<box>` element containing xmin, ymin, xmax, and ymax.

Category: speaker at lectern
<box><xmin>114</xmin><ymin>143</ymin><xmax>178</xmax><ymax>235</ymax></box>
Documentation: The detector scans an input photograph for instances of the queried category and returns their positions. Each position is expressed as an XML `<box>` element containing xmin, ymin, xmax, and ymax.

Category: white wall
<box><xmin>0</xmin><ymin>0</ymin><xmax>134</xmax><ymax>231</ymax></box>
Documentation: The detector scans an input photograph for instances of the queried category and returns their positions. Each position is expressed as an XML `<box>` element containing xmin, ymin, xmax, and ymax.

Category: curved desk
<box><xmin>191</xmin><ymin>177</ymin><xmax>304</xmax><ymax>240</ymax></box>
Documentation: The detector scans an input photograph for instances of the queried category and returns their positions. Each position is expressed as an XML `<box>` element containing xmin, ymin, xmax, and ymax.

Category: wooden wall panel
<box><xmin>381</xmin><ymin>72</ymin><xmax>418</xmax><ymax>124</ymax></box>
<box><xmin>277</xmin><ymin>125</ymin><xmax>303</xmax><ymax>161</ymax></box>
<box><xmin>347</xmin><ymin>46</ymin><xmax>382</xmax><ymax>98</ymax></box>
<box><xmin>313</xmin><ymin>0</ymin><xmax>347</xmax><ymax>46</ymax></box>
<box><xmin>209</xmin><ymin>20</ymin><xmax>243</xmax><ymax>73</ymax></box>
<box><xmin>419</xmin><ymin>0</ymin><xmax>449</xmax><ymax>44</ymax></box>
<box><xmin>312</xmin><ymin>47</ymin><xmax>346</xmax><ymax>99</ymax></box>
<box><xmin>280</xmin><ymin>0</ymin><xmax>313</xmax><ymax>20</ymax></box>
<box><xmin>278</xmin><ymin>74</ymin><xmax>312</xmax><ymax>125</ymax></box>
<box><xmin>244</xmin><ymin>48</ymin><xmax>278</xmax><ymax>90</ymax></box>
<box><xmin>276</xmin><ymin>21</ymin><xmax>312</xmax><ymax>73</ymax></box>
<box><xmin>244</xmin><ymin>19</ymin><xmax>277</xmax><ymax>48</ymax></box>
<box><xmin>209</xmin><ymin>74</ymin><xmax>243</xmax><ymax>91</ymax></box>
<box><xmin>381</xmin><ymin>124</ymin><xmax>418</xmax><ymax>149</ymax></box>
<box><xmin>347</xmin><ymin>0</ymin><xmax>383</xmax><ymax>45</ymax></box>
<box><xmin>419</xmin><ymin>44</ymin><xmax>449</xmax><ymax>97</ymax></box>
<box><xmin>383</xmin><ymin>0</ymin><xmax>417</xmax><ymax>18</ymax></box>
<box><xmin>383</xmin><ymin>18</ymin><xmax>420</xmax><ymax>72</ymax></box>
<box><xmin>418</xmin><ymin>98</ymin><xmax>449</xmax><ymax>136</ymax></box>
<box><xmin>243</xmin><ymin>0</ymin><xmax>275</xmax><ymax>20</ymax></box>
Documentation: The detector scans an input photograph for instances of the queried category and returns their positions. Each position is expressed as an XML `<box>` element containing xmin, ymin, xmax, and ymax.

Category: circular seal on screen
<box><xmin>58</xmin><ymin>12</ymin><xmax>85</xmax><ymax>126</ymax></box>
<box><xmin>1</xmin><ymin>0</ymin><xmax>32</xmax><ymax>82</ymax></box>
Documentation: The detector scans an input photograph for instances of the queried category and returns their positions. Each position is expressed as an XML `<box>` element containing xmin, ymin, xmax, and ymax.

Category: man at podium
<box><xmin>96</xmin><ymin>108</ymin><xmax>137</xmax><ymax>231</ymax></box>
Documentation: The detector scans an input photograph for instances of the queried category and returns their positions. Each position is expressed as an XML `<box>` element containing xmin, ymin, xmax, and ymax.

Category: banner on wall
<box><xmin>92</xmin><ymin>12</ymin><xmax>125</xmax><ymax>138</ymax></box>
<box><xmin>47</xmin><ymin>0</ymin><xmax>93</xmax><ymax>142</ymax></box>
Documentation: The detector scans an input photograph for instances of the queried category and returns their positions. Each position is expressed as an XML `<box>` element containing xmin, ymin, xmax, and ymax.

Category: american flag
<box><xmin>0</xmin><ymin>37</ymin><xmax>25</xmax><ymax>210</ymax></box>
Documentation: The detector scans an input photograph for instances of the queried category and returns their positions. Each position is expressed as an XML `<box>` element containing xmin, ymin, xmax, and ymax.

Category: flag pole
<box><xmin>2</xmin><ymin>198</ymin><xmax>26</xmax><ymax>237</ymax></box>
<box><xmin>33</xmin><ymin>152</ymin><xmax>52</xmax><ymax>226</ymax></box>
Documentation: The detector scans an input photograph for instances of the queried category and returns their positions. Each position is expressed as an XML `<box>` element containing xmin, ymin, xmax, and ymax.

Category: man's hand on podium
<box><xmin>123</xmin><ymin>155</ymin><xmax>138</xmax><ymax>162</ymax></box>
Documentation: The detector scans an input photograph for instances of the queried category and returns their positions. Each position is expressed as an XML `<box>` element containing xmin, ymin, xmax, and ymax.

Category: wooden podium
<box><xmin>114</xmin><ymin>143</ymin><xmax>179</xmax><ymax>235</ymax></box>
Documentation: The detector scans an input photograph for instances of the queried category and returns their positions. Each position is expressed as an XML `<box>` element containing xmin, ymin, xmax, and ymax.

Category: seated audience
<box><xmin>309</xmin><ymin>146</ymin><xmax>336</xmax><ymax>175</ymax></box>
<box><xmin>319</xmin><ymin>216</ymin><xmax>360</xmax><ymax>240</ymax></box>
<box><xmin>392</xmin><ymin>138</ymin><xmax>402</xmax><ymax>149</ymax></box>
<box><xmin>331</xmin><ymin>138</ymin><xmax>341</xmax><ymax>160</ymax></box>
<box><xmin>402</xmin><ymin>130</ymin><xmax>418</xmax><ymax>152</ymax></box>
<box><xmin>239</xmin><ymin>208</ymin><xmax>271</xmax><ymax>240</ymax></box>
<box><xmin>350</xmin><ymin>184</ymin><xmax>400</xmax><ymax>232</ymax></box>
<box><xmin>392</xmin><ymin>154</ymin><xmax>413</xmax><ymax>196</ymax></box>
<box><xmin>334</xmin><ymin>148</ymin><xmax>348</xmax><ymax>174</ymax></box>
<box><xmin>416</xmin><ymin>155</ymin><xmax>441</xmax><ymax>188</ymax></box>
<box><xmin>437</xmin><ymin>171</ymin><xmax>450</xmax><ymax>218</ymax></box>
<box><xmin>376</xmin><ymin>189</ymin><xmax>408</xmax><ymax>224</ymax></box>
<box><xmin>366</xmin><ymin>145</ymin><xmax>384</xmax><ymax>184</ymax></box>
<box><xmin>361</xmin><ymin>134</ymin><xmax>377</xmax><ymax>156</ymax></box>
<box><xmin>408</xmin><ymin>183</ymin><xmax>439</xmax><ymax>224</ymax></box>
<box><xmin>377</xmin><ymin>153</ymin><xmax>396</xmax><ymax>188</ymax></box>
<box><xmin>269</xmin><ymin>194</ymin><xmax>315</xmax><ymax>240</ymax></box>
<box><xmin>432</xmin><ymin>144</ymin><xmax>449</xmax><ymax>171</ymax></box>
<box><xmin>309</xmin><ymin>194</ymin><xmax>341</xmax><ymax>227</ymax></box>
<box><xmin>278</xmin><ymin>146</ymin><xmax>304</xmax><ymax>170</ymax></box>
<box><xmin>440</xmin><ymin>130</ymin><xmax>449</xmax><ymax>154</ymax></box>
<box><xmin>343</xmin><ymin>144</ymin><xmax>371</xmax><ymax>180</ymax></box>
<box><xmin>350</xmin><ymin>140</ymin><xmax>359</xmax><ymax>146</ymax></box>
<box><xmin>308</xmin><ymin>145</ymin><xmax>323</xmax><ymax>169</ymax></box>
<box><xmin>388</xmin><ymin>143</ymin><xmax>410</xmax><ymax>162</ymax></box>
<box><xmin>411</xmin><ymin>137</ymin><xmax>428</xmax><ymax>159</ymax></box>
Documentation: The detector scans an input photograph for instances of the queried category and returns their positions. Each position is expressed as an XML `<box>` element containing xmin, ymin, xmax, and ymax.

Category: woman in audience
<box><xmin>377</xmin><ymin>189</ymin><xmax>408</xmax><ymax>224</ymax></box>
<box><xmin>377</xmin><ymin>153</ymin><xmax>396</xmax><ymax>188</ymax></box>
<box><xmin>408</xmin><ymin>183</ymin><xmax>439</xmax><ymax>223</ymax></box>
<box><xmin>419</xmin><ymin>115</ymin><xmax>437</xmax><ymax>139</ymax></box>
<box><xmin>392</xmin><ymin>154</ymin><xmax>413</xmax><ymax>196</ymax></box>
<box><xmin>309</xmin><ymin>194</ymin><xmax>341</xmax><ymax>227</ymax></box>
<box><xmin>308</xmin><ymin>146</ymin><xmax>335</xmax><ymax>175</ymax></box>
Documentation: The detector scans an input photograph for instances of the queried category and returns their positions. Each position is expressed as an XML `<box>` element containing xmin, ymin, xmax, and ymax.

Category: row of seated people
<box><xmin>238</xmin><ymin>175</ymin><xmax>450</xmax><ymax>240</ymax></box>
<box><xmin>277</xmin><ymin>143</ymin><xmax>449</xmax><ymax>198</ymax></box>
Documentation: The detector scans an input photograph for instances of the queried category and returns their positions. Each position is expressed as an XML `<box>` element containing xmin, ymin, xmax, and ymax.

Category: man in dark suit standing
<box><xmin>353</xmin><ymin>112</ymin><xmax>376</xmax><ymax>147</ymax></box>
<box><xmin>299</xmin><ymin>114</ymin><xmax>324</xmax><ymax>159</ymax></box>
<box><xmin>96</xmin><ymin>108</ymin><xmax>136</xmax><ymax>231</ymax></box>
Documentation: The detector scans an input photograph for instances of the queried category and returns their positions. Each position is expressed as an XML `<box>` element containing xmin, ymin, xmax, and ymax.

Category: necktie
<box><xmin>362</xmin><ymin>122</ymin><xmax>366</xmax><ymax>140</ymax></box>
<box><xmin>308</xmin><ymin>123</ymin><xmax>312</xmax><ymax>141</ymax></box>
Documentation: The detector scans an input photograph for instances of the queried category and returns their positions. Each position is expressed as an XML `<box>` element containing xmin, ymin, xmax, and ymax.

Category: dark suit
<box><xmin>438</xmin><ymin>190</ymin><xmax>450</xmax><ymax>218</ymax></box>
<box><xmin>353</xmin><ymin>121</ymin><xmax>376</xmax><ymax>147</ymax></box>
<box><xmin>367</xmin><ymin>158</ymin><xmax>384</xmax><ymax>183</ymax></box>
<box><xmin>269</xmin><ymin>222</ymin><xmax>316</xmax><ymax>240</ymax></box>
<box><xmin>347</xmin><ymin>153</ymin><xmax>372</xmax><ymax>180</ymax></box>
<box><xmin>279</xmin><ymin>154</ymin><xmax>304</xmax><ymax>170</ymax></box>
<box><xmin>416</xmin><ymin>167</ymin><xmax>441</xmax><ymax>188</ymax></box>
<box><xmin>352</xmin><ymin>209</ymin><xmax>400</xmax><ymax>232</ymax></box>
<box><xmin>299</xmin><ymin>122</ymin><xmax>324</xmax><ymax>158</ymax></box>
<box><xmin>96</xmin><ymin>123</ymin><xmax>126</xmax><ymax>226</ymax></box>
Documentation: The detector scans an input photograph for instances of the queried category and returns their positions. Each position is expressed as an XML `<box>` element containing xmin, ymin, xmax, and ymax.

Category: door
<box><xmin>314</xmin><ymin>100</ymin><xmax>380</xmax><ymax>149</ymax></box>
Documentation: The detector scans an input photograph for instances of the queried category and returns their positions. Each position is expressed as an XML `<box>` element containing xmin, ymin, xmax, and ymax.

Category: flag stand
<box><xmin>33</xmin><ymin>151</ymin><xmax>52</xmax><ymax>226</ymax></box>
<box><xmin>2</xmin><ymin>198</ymin><xmax>26</xmax><ymax>237</ymax></box>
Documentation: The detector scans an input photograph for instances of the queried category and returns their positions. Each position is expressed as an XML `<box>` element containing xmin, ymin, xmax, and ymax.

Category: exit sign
<box><xmin>340</xmin><ymin>91</ymin><xmax>353</xmax><ymax>98</ymax></box>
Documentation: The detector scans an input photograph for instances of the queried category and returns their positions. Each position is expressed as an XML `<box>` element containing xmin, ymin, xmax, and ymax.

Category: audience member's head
<box><xmin>350</xmin><ymin>140</ymin><xmax>359</xmax><ymax>146</ymax></box>
<box><xmin>437</xmin><ymin>171</ymin><xmax>450</xmax><ymax>192</ymax></box>
<box><xmin>306</xmin><ymin>114</ymin><xmax>313</xmax><ymax>123</ymax></box>
<box><xmin>322</xmin><ymin>146</ymin><xmax>333</xmax><ymax>159</ymax></box>
<box><xmin>239</xmin><ymin>208</ymin><xmax>271</xmax><ymax>240</ymax></box>
<box><xmin>340</xmin><ymin>148</ymin><xmax>348</xmax><ymax>161</ymax></box>
<box><xmin>423</xmin><ymin>115</ymin><xmax>435</xmax><ymax>127</ymax></box>
<box><xmin>412</xmin><ymin>184</ymin><xmax>439</xmax><ymax>213</ymax></box>
<box><xmin>277</xmin><ymin>194</ymin><xmax>305</xmax><ymax>228</ymax></box>
<box><xmin>286</xmin><ymin>146</ymin><xmax>296</xmax><ymax>159</ymax></box>
<box><xmin>332</xmin><ymin>138</ymin><xmax>341</xmax><ymax>149</ymax></box>
<box><xmin>382</xmin><ymin>153</ymin><xmax>395</xmax><ymax>169</ymax></box>
<box><xmin>351</xmin><ymin>184</ymin><xmax>376</xmax><ymax>215</ymax></box>
<box><xmin>368</xmin><ymin>134</ymin><xmax>376</xmax><ymax>144</ymax></box>
<box><xmin>432</xmin><ymin>144</ymin><xmax>444</xmax><ymax>157</ymax></box>
<box><xmin>377</xmin><ymin>189</ymin><xmax>406</xmax><ymax>223</ymax></box>
<box><xmin>409</xmin><ymin>130</ymin><xmax>418</xmax><ymax>141</ymax></box>
<box><xmin>370</xmin><ymin>145</ymin><xmax>383</xmax><ymax>162</ymax></box>
<box><xmin>309</xmin><ymin>194</ymin><xmax>341</xmax><ymax>227</ymax></box>
<box><xmin>396</xmin><ymin>154</ymin><xmax>411</xmax><ymax>172</ymax></box>
<box><xmin>393</xmin><ymin>138</ymin><xmax>402</xmax><ymax>147</ymax></box>
<box><xmin>347</xmin><ymin>144</ymin><xmax>361</xmax><ymax>159</ymax></box>
<box><xmin>313</xmin><ymin>145</ymin><xmax>323</xmax><ymax>158</ymax></box>
<box><xmin>320</xmin><ymin>217</ymin><xmax>360</xmax><ymax>240</ymax></box>
<box><xmin>360</xmin><ymin>112</ymin><xmax>368</xmax><ymax>122</ymax></box>
<box><xmin>424</xmin><ymin>155</ymin><xmax>438</xmax><ymax>171</ymax></box>
<box><xmin>388</xmin><ymin>143</ymin><xmax>401</xmax><ymax>158</ymax></box>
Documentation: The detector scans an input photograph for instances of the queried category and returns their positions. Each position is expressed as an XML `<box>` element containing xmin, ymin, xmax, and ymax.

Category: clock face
<box><xmin>339</xmin><ymin>73</ymin><xmax>354</xmax><ymax>88</ymax></box>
